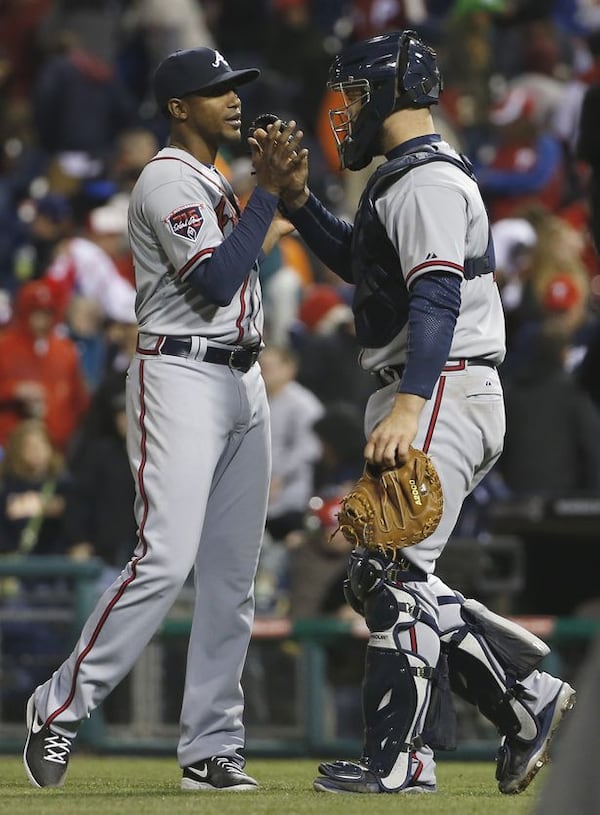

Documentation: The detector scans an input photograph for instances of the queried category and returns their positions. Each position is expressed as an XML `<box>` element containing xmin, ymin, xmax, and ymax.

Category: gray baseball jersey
<box><xmin>129</xmin><ymin>147</ymin><xmax>263</xmax><ymax>345</ymax></box>
<box><xmin>360</xmin><ymin>139</ymin><xmax>506</xmax><ymax>372</ymax></box>
<box><xmin>355</xmin><ymin>141</ymin><xmax>507</xmax><ymax>573</ymax></box>
<box><xmin>31</xmin><ymin>146</ymin><xmax>271</xmax><ymax>769</ymax></box>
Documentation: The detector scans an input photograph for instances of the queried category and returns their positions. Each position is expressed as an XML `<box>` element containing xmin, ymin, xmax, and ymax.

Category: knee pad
<box><xmin>363</xmin><ymin>583</ymin><xmax>404</xmax><ymax>634</ymax></box>
<box><xmin>343</xmin><ymin>578</ymin><xmax>364</xmax><ymax>616</ymax></box>
<box><xmin>362</xmin><ymin>580</ymin><xmax>438</xmax><ymax>639</ymax></box>
<box><xmin>347</xmin><ymin>552</ymin><xmax>384</xmax><ymax>604</ymax></box>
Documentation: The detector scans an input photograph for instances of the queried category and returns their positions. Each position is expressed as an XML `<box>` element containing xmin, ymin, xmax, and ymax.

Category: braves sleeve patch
<box><xmin>166</xmin><ymin>205</ymin><xmax>205</xmax><ymax>242</ymax></box>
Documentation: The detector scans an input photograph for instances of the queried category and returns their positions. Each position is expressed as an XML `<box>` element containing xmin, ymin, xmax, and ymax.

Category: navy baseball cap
<box><xmin>153</xmin><ymin>47</ymin><xmax>260</xmax><ymax>110</ymax></box>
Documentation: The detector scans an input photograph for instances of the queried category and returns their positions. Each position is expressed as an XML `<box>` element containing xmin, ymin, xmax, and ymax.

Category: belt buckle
<box><xmin>228</xmin><ymin>347</ymin><xmax>250</xmax><ymax>372</ymax></box>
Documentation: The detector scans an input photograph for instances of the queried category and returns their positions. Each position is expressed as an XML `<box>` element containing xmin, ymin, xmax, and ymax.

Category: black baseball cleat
<box><xmin>496</xmin><ymin>681</ymin><xmax>576</xmax><ymax>795</ymax></box>
<box><xmin>23</xmin><ymin>695</ymin><xmax>74</xmax><ymax>788</ymax></box>
<box><xmin>313</xmin><ymin>759</ymin><xmax>437</xmax><ymax>794</ymax></box>
<box><xmin>181</xmin><ymin>756</ymin><xmax>259</xmax><ymax>791</ymax></box>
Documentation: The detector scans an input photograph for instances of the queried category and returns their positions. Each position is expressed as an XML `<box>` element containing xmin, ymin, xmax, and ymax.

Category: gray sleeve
<box><xmin>142</xmin><ymin>175</ymin><xmax>227</xmax><ymax>279</ymax></box>
<box><xmin>376</xmin><ymin>178</ymin><xmax>469</xmax><ymax>286</ymax></box>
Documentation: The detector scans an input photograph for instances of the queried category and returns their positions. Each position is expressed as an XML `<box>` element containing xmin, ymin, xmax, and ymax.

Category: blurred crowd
<box><xmin>1</xmin><ymin>0</ymin><xmax>600</xmax><ymax>667</ymax></box>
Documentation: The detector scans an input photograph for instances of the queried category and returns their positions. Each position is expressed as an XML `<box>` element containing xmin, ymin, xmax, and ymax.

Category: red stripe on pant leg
<box><xmin>47</xmin><ymin>360</ymin><xmax>151</xmax><ymax>726</ymax></box>
<box><xmin>422</xmin><ymin>376</ymin><xmax>446</xmax><ymax>454</ymax></box>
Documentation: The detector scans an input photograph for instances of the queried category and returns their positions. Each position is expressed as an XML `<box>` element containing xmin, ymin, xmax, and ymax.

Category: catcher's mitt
<box><xmin>336</xmin><ymin>447</ymin><xmax>443</xmax><ymax>558</ymax></box>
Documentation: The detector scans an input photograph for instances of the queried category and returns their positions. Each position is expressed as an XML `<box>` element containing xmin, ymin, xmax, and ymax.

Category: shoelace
<box><xmin>212</xmin><ymin>756</ymin><xmax>243</xmax><ymax>773</ymax></box>
<box><xmin>43</xmin><ymin>733</ymin><xmax>72</xmax><ymax>765</ymax></box>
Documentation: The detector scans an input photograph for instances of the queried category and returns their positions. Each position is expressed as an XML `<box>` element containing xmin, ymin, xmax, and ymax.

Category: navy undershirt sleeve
<box><xmin>284</xmin><ymin>193</ymin><xmax>354</xmax><ymax>283</ymax></box>
<box><xmin>188</xmin><ymin>186</ymin><xmax>278</xmax><ymax>306</ymax></box>
<box><xmin>399</xmin><ymin>272</ymin><xmax>462</xmax><ymax>399</ymax></box>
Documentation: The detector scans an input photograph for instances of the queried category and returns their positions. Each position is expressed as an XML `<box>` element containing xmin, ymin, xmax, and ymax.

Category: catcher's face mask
<box><xmin>328</xmin><ymin>80</ymin><xmax>370</xmax><ymax>157</ymax></box>
<box><xmin>327</xmin><ymin>31</ymin><xmax>442</xmax><ymax>172</ymax></box>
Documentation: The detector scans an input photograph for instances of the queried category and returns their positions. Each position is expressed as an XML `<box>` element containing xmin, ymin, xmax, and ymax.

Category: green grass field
<box><xmin>0</xmin><ymin>756</ymin><xmax>543</xmax><ymax>815</ymax></box>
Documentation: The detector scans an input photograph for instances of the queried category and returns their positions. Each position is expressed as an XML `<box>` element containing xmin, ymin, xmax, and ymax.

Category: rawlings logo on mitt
<box><xmin>336</xmin><ymin>447</ymin><xmax>443</xmax><ymax>558</ymax></box>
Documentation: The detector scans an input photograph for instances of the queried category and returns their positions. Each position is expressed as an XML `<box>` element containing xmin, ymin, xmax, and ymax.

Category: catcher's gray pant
<box><xmin>33</xmin><ymin>354</ymin><xmax>271</xmax><ymax>767</ymax></box>
<box><xmin>365</xmin><ymin>363</ymin><xmax>506</xmax><ymax>574</ymax></box>
<box><xmin>359</xmin><ymin>364</ymin><xmax>564</xmax><ymax>788</ymax></box>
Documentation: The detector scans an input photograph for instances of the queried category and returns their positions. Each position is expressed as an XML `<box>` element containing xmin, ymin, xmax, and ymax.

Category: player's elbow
<box><xmin>188</xmin><ymin>265</ymin><xmax>234</xmax><ymax>306</ymax></box>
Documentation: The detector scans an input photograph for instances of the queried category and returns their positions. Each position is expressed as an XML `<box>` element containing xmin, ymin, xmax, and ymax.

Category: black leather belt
<box><xmin>377</xmin><ymin>356</ymin><xmax>496</xmax><ymax>386</ymax></box>
<box><xmin>459</xmin><ymin>358</ymin><xmax>497</xmax><ymax>367</ymax></box>
<box><xmin>160</xmin><ymin>337</ymin><xmax>260</xmax><ymax>372</ymax></box>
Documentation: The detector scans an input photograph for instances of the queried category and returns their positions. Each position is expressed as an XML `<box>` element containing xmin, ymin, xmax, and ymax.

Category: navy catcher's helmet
<box><xmin>327</xmin><ymin>31</ymin><xmax>442</xmax><ymax>171</ymax></box>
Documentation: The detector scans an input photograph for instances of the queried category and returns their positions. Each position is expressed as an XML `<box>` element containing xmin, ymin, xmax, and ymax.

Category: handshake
<box><xmin>246</xmin><ymin>113</ymin><xmax>308</xmax><ymax>211</ymax></box>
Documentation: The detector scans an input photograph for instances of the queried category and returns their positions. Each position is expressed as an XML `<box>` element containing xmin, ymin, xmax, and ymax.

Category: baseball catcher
<box><xmin>247</xmin><ymin>30</ymin><xmax>575</xmax><ymax>795</ymax></box>
<box><xmin>269</xmin><ymin>28</ymin><xmax>575</xmax><ymax>797</ymax></box>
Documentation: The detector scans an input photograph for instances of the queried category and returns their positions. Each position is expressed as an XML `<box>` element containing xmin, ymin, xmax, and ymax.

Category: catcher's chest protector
<box><xmin>350</xmin><ymin>148</ymin><xmax>495</xmax><ymax>347</ymax></box>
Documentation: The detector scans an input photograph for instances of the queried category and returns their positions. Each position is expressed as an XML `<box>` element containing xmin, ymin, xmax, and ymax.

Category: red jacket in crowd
<box><xmin>0</xmin><ymin>281</ymin><xmax>90</xmax><ymax>451</ymax></box>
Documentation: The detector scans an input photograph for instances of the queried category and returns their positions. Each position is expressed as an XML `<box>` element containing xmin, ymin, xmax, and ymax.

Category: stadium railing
<box><xmin>0</xmin><ymin>556</ymin><xmax>597</xmax><ymax>758</ymax></box>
